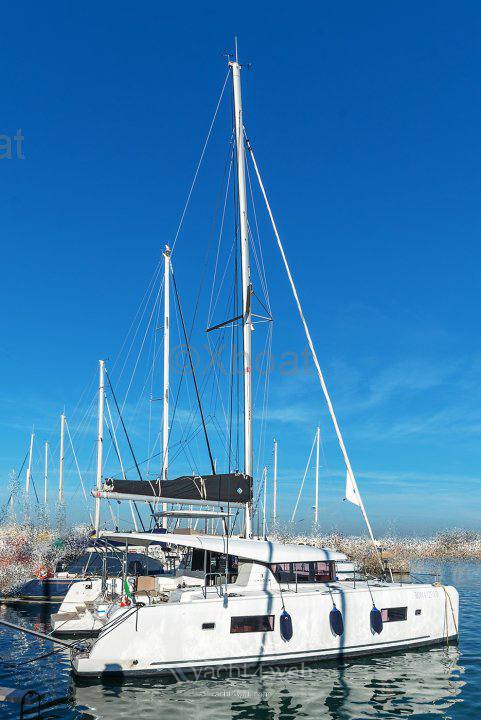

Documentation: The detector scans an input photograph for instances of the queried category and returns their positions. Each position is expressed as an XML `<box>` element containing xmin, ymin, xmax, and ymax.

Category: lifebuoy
<box><xmin>35</xmin><ymin>565</ymin><xmax>52</xmax><ymax>581</ymax></box>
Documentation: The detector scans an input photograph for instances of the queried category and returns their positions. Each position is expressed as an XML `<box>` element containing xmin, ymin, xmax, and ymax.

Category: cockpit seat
<box><xmin>135</xmin><ymin>576</ymin><xmax>158</xmax><ymax>599</ymax></box>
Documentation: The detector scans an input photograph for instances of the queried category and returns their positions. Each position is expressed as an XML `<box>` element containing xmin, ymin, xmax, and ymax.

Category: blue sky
<box><xmin>2</xmin><ymin>2</ymin><xmax>481</xmax><ymax>535</ymax></box>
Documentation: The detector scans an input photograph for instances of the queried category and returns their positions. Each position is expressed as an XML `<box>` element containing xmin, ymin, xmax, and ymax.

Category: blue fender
<box><xmin>329</xmin><ymin>606</ymin><xmax>344</xmax><ymax>636</ymax></box>
<box><xmin>280</xmin><ymin>610</ymin><xmax>293</xmax><ymax>641</ymax></box>
<box><xmin>370</xmin><ymin>606</ymin><xmax>383</xmax><ymax>634</ymax></box>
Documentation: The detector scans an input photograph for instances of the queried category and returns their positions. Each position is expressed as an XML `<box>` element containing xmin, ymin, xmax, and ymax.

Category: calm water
<box><xmin>0</xmin><ymin>561</ymin><xmax>480</xmax><ymax>719</ymax></box>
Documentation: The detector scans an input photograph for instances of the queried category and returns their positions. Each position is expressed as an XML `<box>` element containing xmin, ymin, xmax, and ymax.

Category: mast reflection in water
<box><xmin>71</xmin><ymin>646</ymin><xmax>464</xmax><ymax>720</ymax></box>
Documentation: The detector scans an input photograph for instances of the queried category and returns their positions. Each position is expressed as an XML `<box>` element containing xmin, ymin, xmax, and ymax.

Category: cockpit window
<box><xmin>269</xmin><ymin>561</ymin><xmax>334</xmax><ymax>583</ymax></box>
<box><xmin>65</xmin><ymin>552</ymin><xmax>162</xmax><ymax>576</ymax></box>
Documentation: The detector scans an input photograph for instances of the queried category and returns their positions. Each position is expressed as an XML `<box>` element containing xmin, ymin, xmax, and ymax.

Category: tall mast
<box><xmin>314</xmin><ymin>427</ymin><xmax>320</xmax><ymax>524</ymax></box>
<box><xmin>25</xmin><ymin>431</ymin><xmax>34</xmax><ymax>494</ymax></box>
<box><xmin>44</xmin><ymin>441</ymin><xmax>49</xmax><ymax>504</ymax></box>
<box><xmin>94</xmin><ymin>360</ymin><xmax>105</xmax><ymax>534</ymax></box>
<box><xmin>230</xmin><ymin>48</ymin><xmax>253</xmax><ymax>537</ymax></box>
<box><xmin>273</xmin><ymin>438</ymin><xmax>278</xmax><ymax>523</ymax></box>
<box><xmin>162</xmin><ymin>245</ymin><xmax>171</xmax><ymax>528</ymax></box>
<box><xmin>262</xmin><ymin>465</ymin><xmax>267</xmax><ymax>538</ymax></box>
<box><xmin>58</xmin><ymin>414</ymin><xmax>65</xmax><ymax>502</ymax></box>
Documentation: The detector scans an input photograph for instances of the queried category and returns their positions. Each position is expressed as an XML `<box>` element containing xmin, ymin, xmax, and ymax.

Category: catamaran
<box><xmin>71</xmin><ymin>530</ymin><xmax>458</xmax><ymax>677</ymax></box>
<box><xmin>71</xmin><ymin>47</ymin><xmax>459</xmax><ymax>677</ymax></box>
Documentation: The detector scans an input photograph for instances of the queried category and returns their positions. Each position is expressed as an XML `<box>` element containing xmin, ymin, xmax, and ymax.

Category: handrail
<box><xmin>410</xmin><ymin>570</ymin><xmax>441</xmax><ymax>584</ymax></box>
<box><xmin>202</xmin><ymin>573</ymin><xmax>227</xmax><ymax>598</ymax></box>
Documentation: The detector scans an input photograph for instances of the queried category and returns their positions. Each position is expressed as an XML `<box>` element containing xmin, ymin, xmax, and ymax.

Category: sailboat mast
<box><xmin>58</xmin><ymin>414</ymin><xmax>65</xmax><ymax>502</ymax></box>
<box><xmin>314</xmin><ymin>427</ymin><xmax>320</xmax><ymax>524</ymax></box>
<box><xmin>162</xmin><ymin>245</ymin><xmax>171</xmax><ymax>528</ymax></box>
<box><xmin>25</xmin><ymin>431</ymin><xmax>34</xmax><ymax>494</ymax></box>
<box><xmin>94</xmin><ymin>360</ymin><xmax>105</xmax><ymax>534</ymax></box>
<box><xmin>273</xmin><ymin>438</ymin><xmax>278</xmax><ymax>523</ymax></box>
<box><xmin>230</xmin><ymin>53</ymin><xmax>253</xmax><ymax>537</ymax></box>
<box><xmin>44</xmin><ymin>441</ymin><xmax>49</xmax><ymax>504</ymax></box>
<box><xmin>262</xmin><ymin>465</ymin><xmax>267</xmax><ymax>538</ymax></box>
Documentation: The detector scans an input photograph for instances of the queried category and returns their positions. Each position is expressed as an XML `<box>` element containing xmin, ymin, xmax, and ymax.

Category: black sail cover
<box><xmin>103</xmin><ymin>473</ymin><xmax>253</xmax><ymax>504</ymax></box>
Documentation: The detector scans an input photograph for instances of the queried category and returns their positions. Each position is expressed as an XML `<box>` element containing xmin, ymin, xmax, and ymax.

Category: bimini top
<box><xmin>99</xmin><ymin>531</ymin><xmax>348</xmax><ymax>564</ymax></box>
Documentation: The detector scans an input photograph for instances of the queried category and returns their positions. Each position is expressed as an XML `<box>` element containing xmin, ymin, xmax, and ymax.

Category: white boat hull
<box><xmin>72</xmin><ymin>581</ymin><xmax>458</xmax><ymax>677</ymax></box>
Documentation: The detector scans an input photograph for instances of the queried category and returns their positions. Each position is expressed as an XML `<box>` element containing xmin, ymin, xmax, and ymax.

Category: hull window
<box><xmin>381</xmin><ymin>607</ymin><xmax>407</xmax><ymax>622</ymax></box>
<box><xmin>202</xmin><ymin>622</ymin><xmax>216</xmax><ymax>630</ymax></box>
<box><xmin>231</xmin><ymin>615</ymin><xmax>275</xmax><ymax>634</ymax></box>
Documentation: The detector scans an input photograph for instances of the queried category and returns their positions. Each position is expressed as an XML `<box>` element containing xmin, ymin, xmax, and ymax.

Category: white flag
<box><xmin>345</xmin><ymin>469</ymin><xmax>361</xmax><ymax>507</ymax></box>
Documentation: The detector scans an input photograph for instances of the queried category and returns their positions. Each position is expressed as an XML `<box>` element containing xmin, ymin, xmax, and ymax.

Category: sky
<box><xmin>2</xmin><ymin>1</ymin><xmax>481</xmax><ymax>536</ymax></box>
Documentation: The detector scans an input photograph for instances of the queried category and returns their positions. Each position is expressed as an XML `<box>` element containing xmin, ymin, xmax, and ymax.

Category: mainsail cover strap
<box><xmin>103</xmin><ymin>473</ymin><xmax>252</xmax><ymax>504</ymax></box>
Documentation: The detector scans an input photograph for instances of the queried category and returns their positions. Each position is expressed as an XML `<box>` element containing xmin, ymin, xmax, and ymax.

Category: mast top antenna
<box><xmin>235</xmin><ymin>36</ymin><xmax>238</xmax><ymax>62</ymax></box>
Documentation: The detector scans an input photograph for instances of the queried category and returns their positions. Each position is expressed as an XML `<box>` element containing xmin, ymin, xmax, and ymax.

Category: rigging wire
<box><xmin>163</xmin><ymin>130</ymin><xmax>236</xmax><ymax>479</ymax></box>
<box><xmin>291</xmin><ymin>430</ymin><xmax>318</xmax><ymax>523</ymax></box>
<box><xmin>114</xmin><ymin>262</ymin><xmax>163</xmax><ymax>385</ymax></box>
<box><xmin>64</xmin><ymin>418</ymin><xmax>94</xmax><ymax>526</ymax></box>
<box><xmin>104</xmin><ymin>368</ymin><xmax>156</xmax><ymax>528</ymax></box>
<box><xmin>170</xmin><ymin>291</ymin><xmax>199</xmax><ymax>476</ymax></box>
<box><xmin>246</xmin><ymin>133</ymin><xmax>381</xmax><ymax>565</ymax></box>
<box><xmin>254</xmin><ymin>320</ymin><xmax>274</xmax><ymax>485</ymax></box>
<box><xmin>207</xmin><ymin>136</ymin><xmax>235</xmax><ymax>326</ymax></box>
<box><xmin>5</xmin><ymin>448</ymin><xmax>29</xmax><ymax>508</ymax></box>
<box><xmin>171</xmin><ymin>70</ymin><xmax>230</xmax><ymax>255</ymax></box>
<box><xmin>245</xmin><ymin>153</ymin><xmax>271</xmax><ymax>314</ymax></box>
<box><xmin>127</xmin><ymin>282</ymin><xmax>166</xmax><ymax>449</ymax></box>
<box><xmin>171</xmin><ymin>271</ymin><xmax>216</xmax><ymax>474</ymax></box>
<box><xmin>115</xmin><ymin>278</ymin><xmax>164</xmax><ymax>434</ymax></box>
<box><xmin>104</xmin><ymin>395</ymin><xmax>141</xmax><ymax>532</ymax></box>
<box><xmin>104</xmin><ymin>368</ymin><xmax>143</xmax><ymax>483</ymax></box>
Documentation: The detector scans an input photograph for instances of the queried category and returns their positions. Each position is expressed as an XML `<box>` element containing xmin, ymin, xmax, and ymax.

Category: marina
<box><xmin>3</xmin><ymin>51</ymin><xmax>459</xmax><ymax>681</ymax></box>
<box><xmin>2</xmin><ymin>4</ymin><xmax>481</xmax><ymax>719</ymax></box>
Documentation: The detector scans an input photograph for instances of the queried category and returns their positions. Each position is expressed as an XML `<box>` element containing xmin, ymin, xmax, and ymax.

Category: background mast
<box><xmin>25</xmin><ymin>431</ymin><xmax>34</xmax><ymax>494</ymax></box>
<box><xmin>44</xmin><ymin>441</ymin><xmax>49</xmax><ymax>504</ymax></box>
<box><xmin>94</xmin><ymin>360</ymin><xmax>105</xmax><ymax>534</ymax></box>
<box><xmin>58</xmin><ymin>414</ymin><xmax>65</xmax><ymax>502</ymax></box>
<box><xmin>314</xmin><ymin>427</ymin><xmax>320</xmax><ymax>524</ymax></box>
<box><xmin>162</xmin><ymin>245</ymin><xmax>171</xmax><ymax>528</ymax></box>
<box><xmin>273</xmin><ymin>438</ymin><xmax>278</xmax><ymax>523</ymax></box>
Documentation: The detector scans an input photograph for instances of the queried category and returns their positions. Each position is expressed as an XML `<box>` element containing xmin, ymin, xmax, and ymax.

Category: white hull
<box><xmin>72</xmin><ymin>575</ymin><xmax>458</xmax><ymax>677</ymax></box>
<box><xmin>74</xmin><ymin>635</ymin><xmax>456</xmax><ymax>678</ymax></box>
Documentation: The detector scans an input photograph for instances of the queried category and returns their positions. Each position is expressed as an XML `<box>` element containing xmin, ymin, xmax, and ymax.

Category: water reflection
<box><xmin>72</xmin><ymin>646</ymin><xmax>464</xmax><ymax>720</ymax></box>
